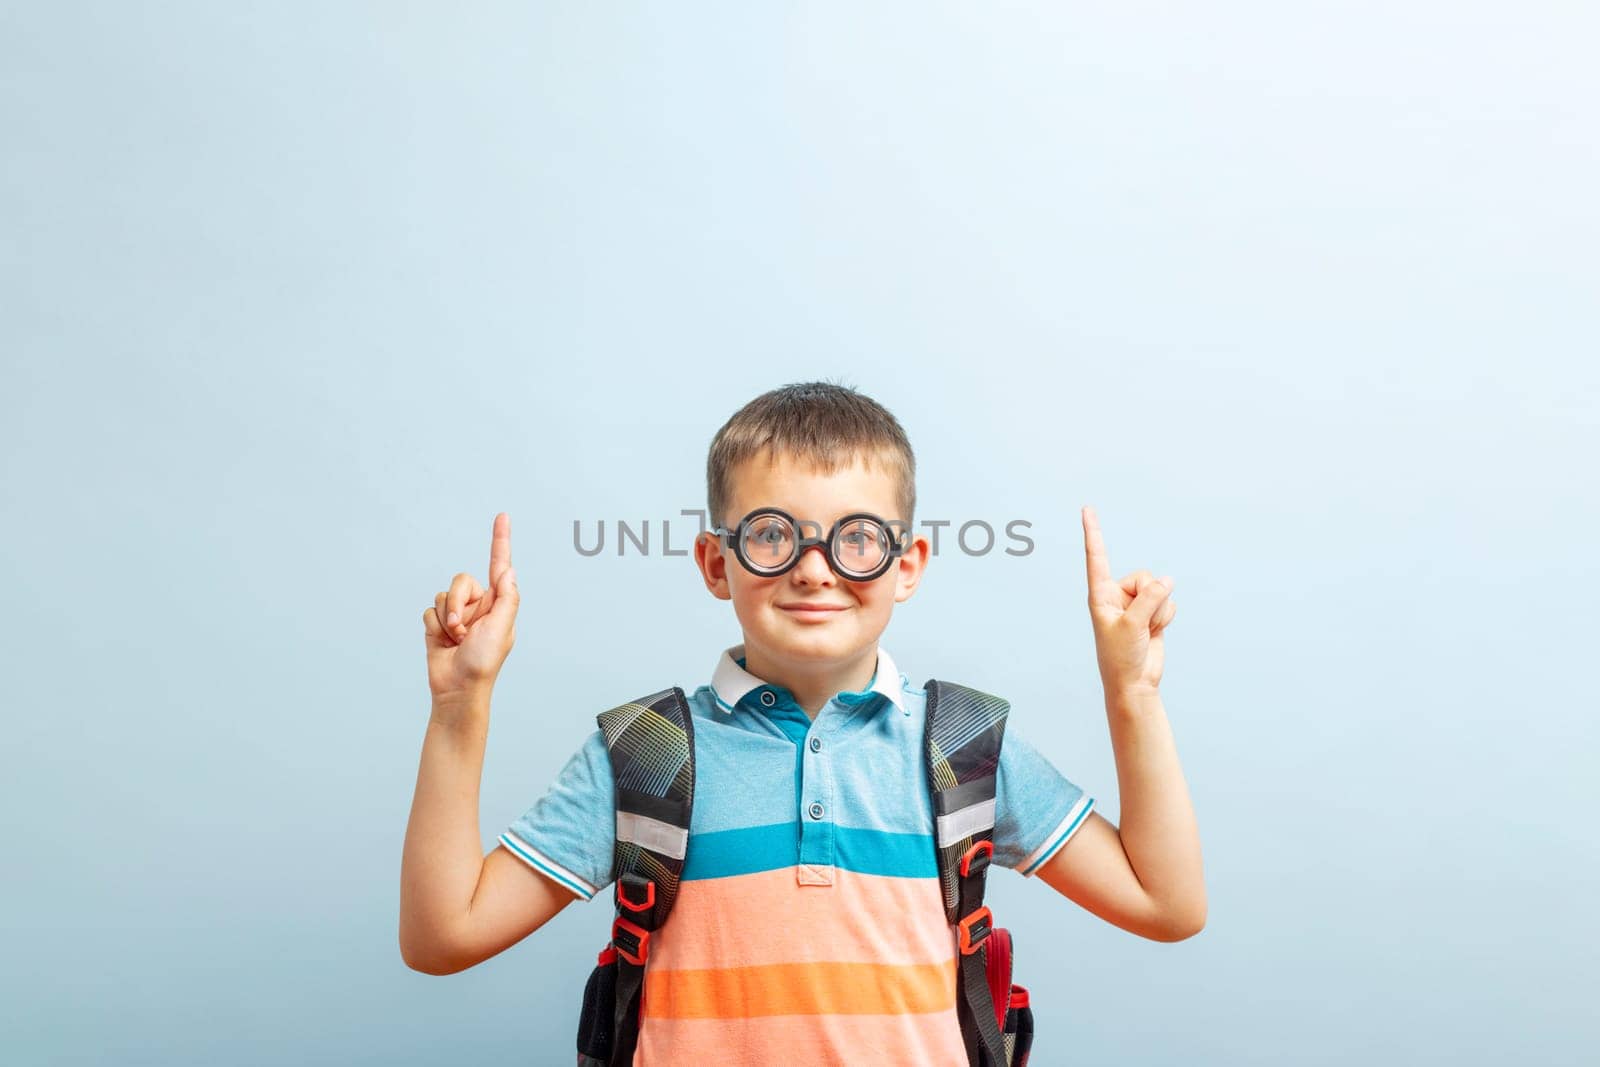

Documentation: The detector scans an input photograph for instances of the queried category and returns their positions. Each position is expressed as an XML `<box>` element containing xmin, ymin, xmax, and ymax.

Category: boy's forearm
<box><xmin>1104</xmin><ymin>686</ymin><xmax>1206</xmax><ymax>931</ymax></box>
<box><xmin>399</xmin><ymin>690</ymin><xmax>494</xmax><ymax>966</ymax></box>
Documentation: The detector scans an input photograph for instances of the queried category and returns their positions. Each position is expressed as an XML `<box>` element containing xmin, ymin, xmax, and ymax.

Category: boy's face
<box><xmin>695</xmin><ymin>448</ymin><xmax>931</xmax><ymax>672</ymax></box>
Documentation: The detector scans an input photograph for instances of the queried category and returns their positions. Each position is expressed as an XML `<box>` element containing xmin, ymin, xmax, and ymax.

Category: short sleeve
<box><xmin>991</xmin><ymin>724</ymin><xmax>1096</xmax><ymax>877</ymax></box>
<box><xmin>497</xmin><ymin>728</ymin><xmax>616</xmax><ymax>900</ymax></box>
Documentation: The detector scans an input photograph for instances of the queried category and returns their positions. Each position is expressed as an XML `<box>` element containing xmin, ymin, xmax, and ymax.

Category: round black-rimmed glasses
<box><xmin>711</xmin><ymin>507</ymin><xmax>908</xmax><ymax>582</ymax></box>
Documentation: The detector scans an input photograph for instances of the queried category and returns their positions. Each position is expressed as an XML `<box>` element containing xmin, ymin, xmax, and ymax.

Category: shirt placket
<box><xmin>797</xmin><ymin>702</ymin><xmax>837</xmax><ymax>886</ymax></box>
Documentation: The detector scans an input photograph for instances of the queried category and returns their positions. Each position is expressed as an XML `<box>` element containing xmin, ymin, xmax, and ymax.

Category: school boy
<box><xmin>400</xmin><ymin>381</ymin><xmax>1205</xmax><ymax>1065</ymax></box>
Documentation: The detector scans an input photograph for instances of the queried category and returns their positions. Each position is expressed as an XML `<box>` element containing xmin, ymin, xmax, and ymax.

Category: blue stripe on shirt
<box><xmin>682</xmin><ymin>822</ymin><xmax>938</xmax><ymax>880</ymax></box>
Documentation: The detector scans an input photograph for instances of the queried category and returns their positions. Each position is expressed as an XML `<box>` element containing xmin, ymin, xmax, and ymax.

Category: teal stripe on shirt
<box><xmin>682</xmin><ymin>822</ymin><xmax>939</xmax><ymax>880</ymax></box>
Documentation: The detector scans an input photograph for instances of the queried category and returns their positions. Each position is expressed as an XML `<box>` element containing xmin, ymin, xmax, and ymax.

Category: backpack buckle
<box><xmin>958</xmin><ymin>906</ymin><xmax>993</xmax><ymax>955</ymax></box>
<box><xmin>618</xmin><ymin>873</ymin><xmax>656</xmax><ymax>913</ymax></box>
<box><xmin>611</xmin><ymin>915</ymin><xmax>650</xmax><ymax>965</ymax></box>
<box><xmin>959</xmin><ymin>839</ymin><xmax>994</xmax><ymax>878</ymax></box>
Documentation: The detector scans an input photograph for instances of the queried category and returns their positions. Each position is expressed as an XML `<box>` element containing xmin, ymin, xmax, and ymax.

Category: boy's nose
<box><xmin>792</xmin><ymin>544</ymin><xmax>835</xmax><ymax>583</ymax></box>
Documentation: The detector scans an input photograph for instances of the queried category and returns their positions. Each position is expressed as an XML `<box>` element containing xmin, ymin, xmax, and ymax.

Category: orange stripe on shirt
<box><xmin>642</xmin><ymin>958</ymin><xmax>957</xmax><ymax>1019</ymax></box>
<box><xmin>637</xmin><ymin>1008</ymin><xmax>969</xmax><ymax>1067</ymax></box>
<box><xmin>646</xmin><ymin>866</ymin><xmax>957</xmax><ymax>971</ymax></box>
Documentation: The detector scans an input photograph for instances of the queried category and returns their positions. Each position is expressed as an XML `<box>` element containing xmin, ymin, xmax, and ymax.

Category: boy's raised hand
<box><xmin>1082</xmin><ymin>505</ymin><xmax>1177</xmax><ymax>698</ymax></box>
<box><xmin>423</xmin><ymin>512</ymin><xmax>520</xmax><ymax>701</ymax></box>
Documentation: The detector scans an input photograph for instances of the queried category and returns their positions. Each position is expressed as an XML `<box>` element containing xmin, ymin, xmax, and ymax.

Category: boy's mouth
<box><xmin>777</xmin><ymin>601</ymin><xmax>850</xmax><ymax>620</ymax></box>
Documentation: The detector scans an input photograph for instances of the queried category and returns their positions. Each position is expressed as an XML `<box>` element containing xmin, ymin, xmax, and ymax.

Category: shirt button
<box><xmin>808</xmin><ymin>802</ymin><xmax>825</xmax><ymax>820</ymax></box>
<box><xmin>759</xmin><ymin>690</ymin><xmax>776</xmax><ymax>707</ymax></box>
<box><xmin>808</xmin><ymin>736</ymin><xmax>822</xmax><ymax>753</ymax></box>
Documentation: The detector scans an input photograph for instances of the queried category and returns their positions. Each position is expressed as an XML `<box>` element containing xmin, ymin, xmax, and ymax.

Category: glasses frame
<box><xmin>711</xmin><ymin>506</ymin><xmax>910</xmax><ymax>582</ymax></box>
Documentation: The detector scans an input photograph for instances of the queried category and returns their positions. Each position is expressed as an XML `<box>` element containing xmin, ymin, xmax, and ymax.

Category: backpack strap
<box><xmin>595</xmin><ymin>686</ymin><xmax>696</xmax><ymax>1067</ymax></box>
<box><xmin>924</xmin><ymin>678</ymin><xmax>1011</xmax><ymax>1067</ymax></box>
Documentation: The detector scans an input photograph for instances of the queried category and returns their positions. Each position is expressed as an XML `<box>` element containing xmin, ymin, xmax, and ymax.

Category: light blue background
<box><xmin>3</xmin><ymin>3</ymin><xmax>1595</xmax><ymax>1064</ymax></box>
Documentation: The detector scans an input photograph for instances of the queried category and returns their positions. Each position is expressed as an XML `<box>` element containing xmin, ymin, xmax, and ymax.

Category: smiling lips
<box><xmin>779</xmin><ymin>602</ymin><xmax>848</xmax><ymax>616</ymax></box>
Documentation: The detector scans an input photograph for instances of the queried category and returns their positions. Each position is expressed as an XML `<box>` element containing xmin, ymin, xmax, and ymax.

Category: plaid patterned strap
<box><xmin>925</xmin><ymin>678</ymin><xmax>1013</xmax><ymax>1067</ymax></box>
<box><xmin>924</xmin><ymin>678</ymin><xmax>1009</xmax><ymax>921</ymax></box>
<box><xmin>593</xmin><ymin>686</ymin><xmax>696</xmax><ymax>1067</ymax></box>
<box><xmin>596</xmin><ymin>686</ymin><xmax>696</xmax><ymax>931</ymax></box>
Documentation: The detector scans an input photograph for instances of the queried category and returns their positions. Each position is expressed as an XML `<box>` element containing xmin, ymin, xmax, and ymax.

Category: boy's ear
<box><xmin>892</xmin><ymin>533</ymin><xmax>932</xmax><ymax>604</ymax></box>
<box><xmin>694</xmin><ymin>530</ymin><xmax>733</xmax><ymax>601</ymax></box>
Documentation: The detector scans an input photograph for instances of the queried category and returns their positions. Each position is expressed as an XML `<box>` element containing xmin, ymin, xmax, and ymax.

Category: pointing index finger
<box><xmin>1082</xmin><ymin>505</ymin><xmax>1113</xmax><ymax>598</ymax></box>
<box><xmin>489</xmin><ymin>512</ymin><xmax>512</xmax><ymax>585</ymax></box>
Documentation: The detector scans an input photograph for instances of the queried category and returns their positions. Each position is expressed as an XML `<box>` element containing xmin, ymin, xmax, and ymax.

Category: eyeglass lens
<box><xmin>834</xmin><ymin>518</ymin><xmax>890</xmax><ymax>574</ymax></box>
<box><xmin>738</xmin><ymin>513</ymin><xmax>891</xmax><ymax>577</ymax></box>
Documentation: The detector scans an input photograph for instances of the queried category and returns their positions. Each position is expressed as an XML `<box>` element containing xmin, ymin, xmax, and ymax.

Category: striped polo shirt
<box><xmin>499</xmin><ymin>643</ymin><xmax>1095</xmax><ymax>1065</ymax></box>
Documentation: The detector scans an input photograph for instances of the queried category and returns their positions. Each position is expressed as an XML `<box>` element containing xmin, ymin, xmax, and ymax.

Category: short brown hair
<box><xmin>706</xmin><ymin>380</ymin><xmax>917</xmax><ymax>530</ymax></box>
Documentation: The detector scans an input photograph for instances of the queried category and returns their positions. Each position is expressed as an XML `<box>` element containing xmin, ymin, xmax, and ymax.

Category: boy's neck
<box><xmin>741</xmin><ymin>641</ymin><xmax>879</xmax><ymax>720</ymax></box>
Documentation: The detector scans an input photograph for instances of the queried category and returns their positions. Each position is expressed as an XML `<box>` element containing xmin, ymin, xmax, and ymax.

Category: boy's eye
<box><xmin>836</xmin><ymin>522</ymin><xmax>888</xmax><ymax>566</ymax></box>
<box><xmin>742</xmin><ymin>518</ymin><xmax>796</xmax><ymax>566</ymax></box>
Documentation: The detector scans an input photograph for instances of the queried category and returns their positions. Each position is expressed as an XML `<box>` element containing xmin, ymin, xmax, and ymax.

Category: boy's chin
<box><xmin>758</xmin><ymin>620</ymin><xmax>880</xmax><ymax>659</ymax></box>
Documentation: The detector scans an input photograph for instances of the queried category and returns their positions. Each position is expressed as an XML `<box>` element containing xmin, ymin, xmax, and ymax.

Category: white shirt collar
<box><xmin>710</xmin><ymin>642</ymin><xmax>908</xmax><ymax>716</ymax></box>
